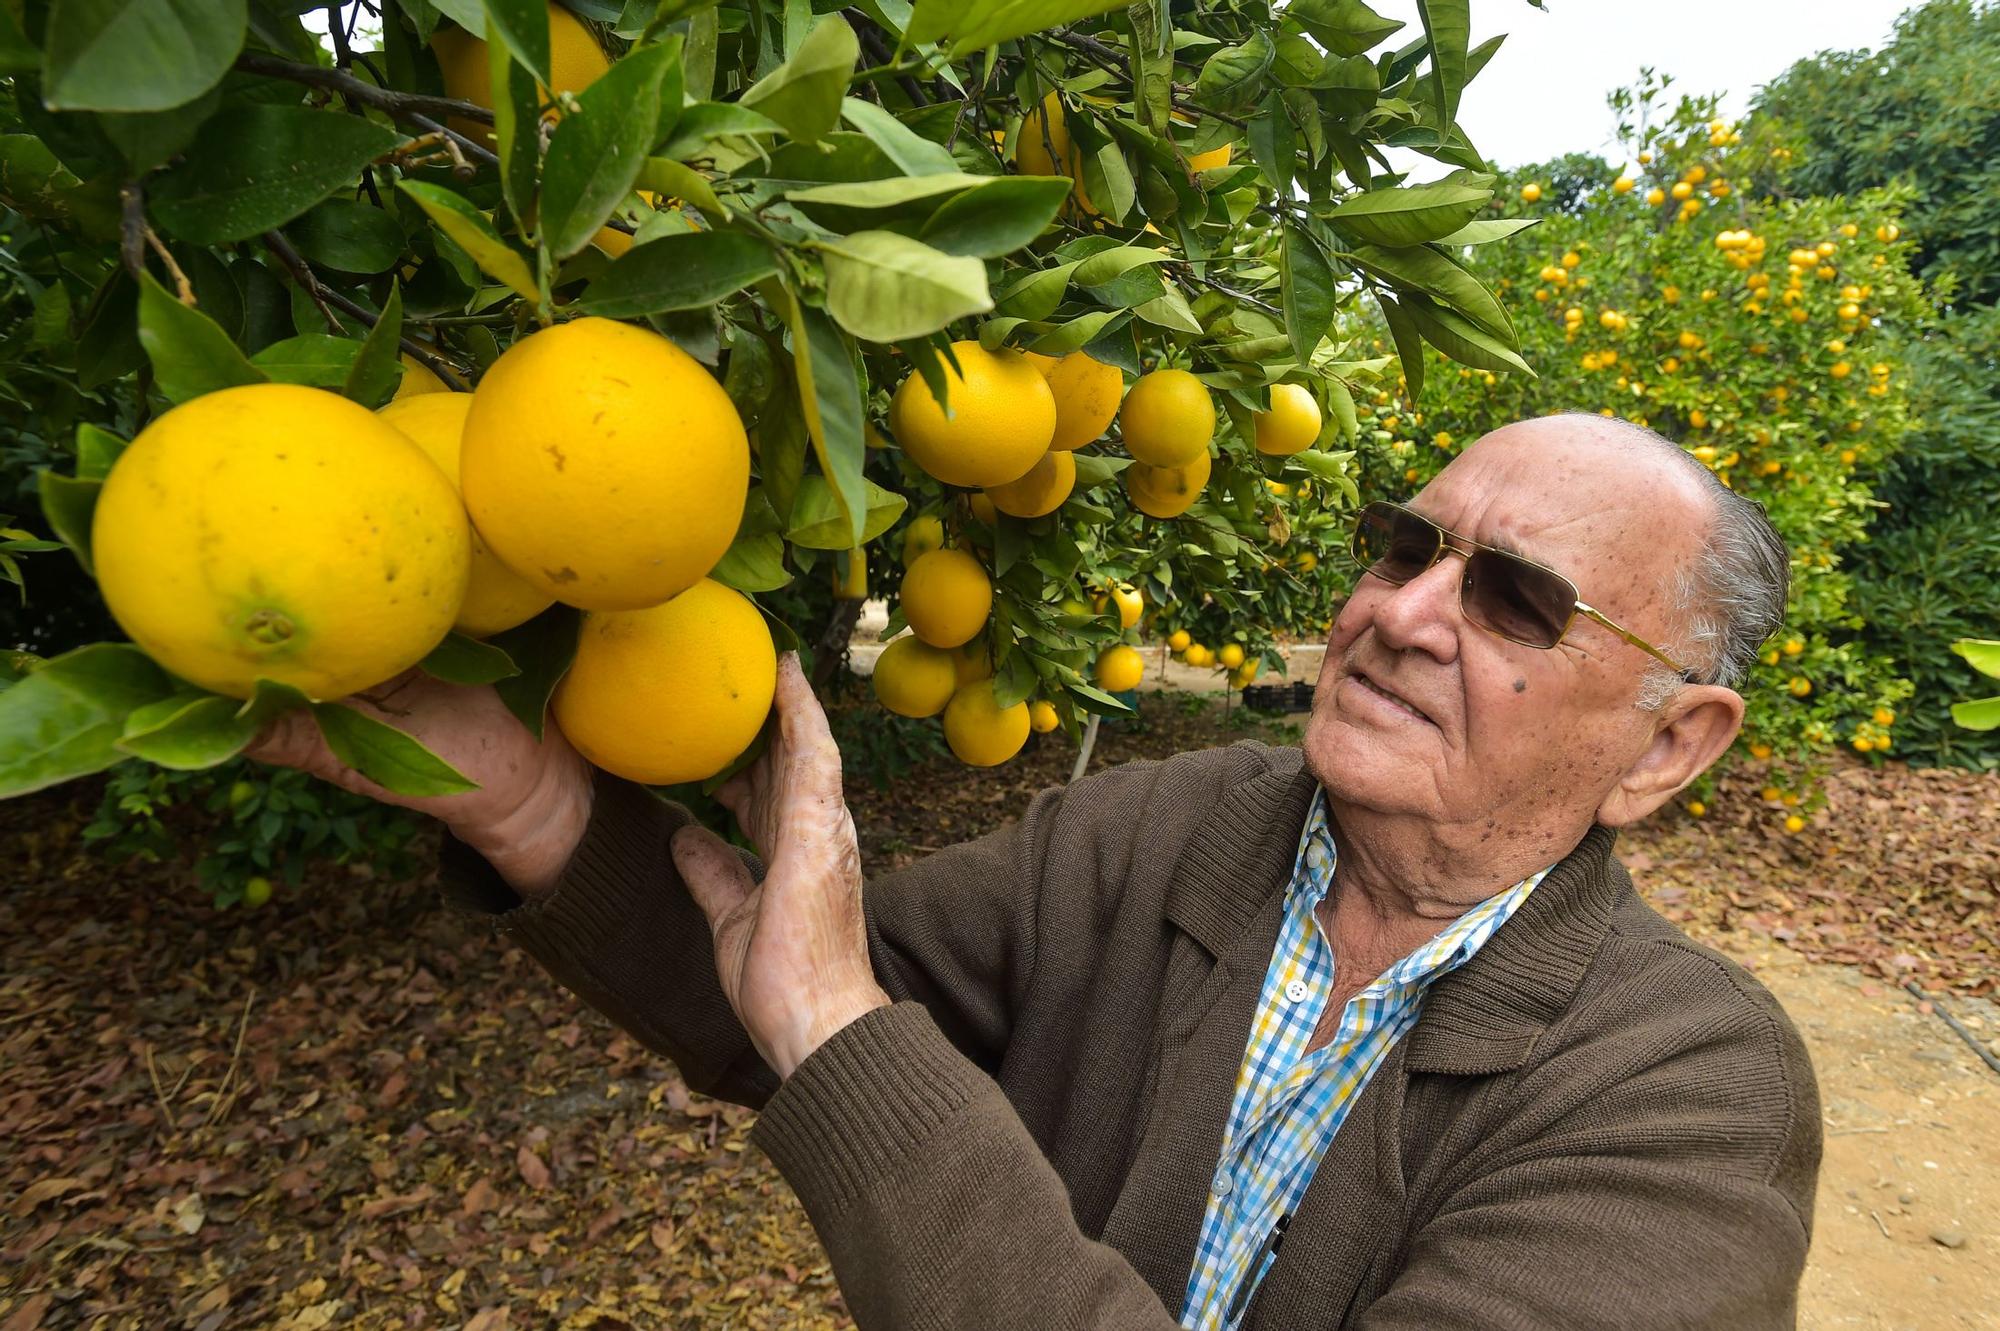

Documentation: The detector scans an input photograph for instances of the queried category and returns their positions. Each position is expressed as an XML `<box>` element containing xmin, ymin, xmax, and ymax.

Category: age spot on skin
<box><xmin>1513</xmin><ymin>678</ymin><xmax>1527</xmax><ymax>693</ymax></box>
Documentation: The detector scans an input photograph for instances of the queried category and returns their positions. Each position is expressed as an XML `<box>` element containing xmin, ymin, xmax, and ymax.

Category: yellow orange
<box><xmin>1039</xmin><ymin>352</ymin><xmax>1123</xmax><ymax>451</ymax></box>
<box><xmin>394</xmin><ymin>354</ymin><xmax>448</xmax><ymax>399</ymax></box>
<box><xmin>1095</xmin><ymin>644</ymin><xmax>1144</xmax><ymax>692</ymax></box>
<box><xmin>431</xmin><ymin>3</ymin><xmax>609</xmax><ymax>142</ymax></box>
<box><xmin>872</xmin><ymin>636</ymin><xmax>958</xmax><ymax>718</ymax></box>
<box><xmin>461</xmin><ymin>318</ymin><xmax>749</xmax><ymax>611</ymax></box>
<box><xmin>1253</xmin><ymin>383</ymin><xmax>1322</xmax><ymax>456</ymax></box>
<box><xmin>944</xmin><ymin>679</ymin><xmax>1030</xmax><ymax>766</ymax></box>
<box><xmin>552</xmin><ymin>579</ymin><xmax>775</xmax><ymax>785</ymax></box>
<box><xmin>1028</xmin><ymin>699</ymin><xmax>1060</xmax><ymax>733</ymax></box>
<box><xmin>1125</xmin><ymin>448</ymin><xmax>1211</xmax><ymax>519</ymax></box>
<box><xmin>93</xmin><ymin>384</ymin><xmax>469</xmax><ymax>700</ymax></box>
<box><xmin>986</xmin><ymin>449</ymin><xmax>1075</xmax><ymax>518</ymax></box>
<box><xmin>1120</xmin><ymin>368</ymin><xmax>1214</xmax><ymax>466</ymax></box>
<box><xmin>379</xmin><ymin>393</ymin><xmax>553</xmax><ymax>638</ymax></box>
<box><xmin>890</xmin><ymin>340</ymin><xmax>1056</xmax><ymax>488</ymax></box>
<box><xmin>900</xmin><ymin>548</ymin><xmax>992</xmax><ymax>649</ymax></box>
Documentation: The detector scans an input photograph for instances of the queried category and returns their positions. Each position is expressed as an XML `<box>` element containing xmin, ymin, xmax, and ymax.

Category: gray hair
<box><xmin>1547</xmin><ymin>413</ymin><xmax>1791</xmax><ymax>710</ymax></box>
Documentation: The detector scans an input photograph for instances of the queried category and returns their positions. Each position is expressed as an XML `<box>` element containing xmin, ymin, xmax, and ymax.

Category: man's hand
<box><xmin>243</xmin><ymin>670</ymin><xmax>594</xmax><ymax>898</ymax></box>
<box><xmin>670</xmin><ymin>653</ymin><xmax>889</xmax><ymax>1079</ymax></box>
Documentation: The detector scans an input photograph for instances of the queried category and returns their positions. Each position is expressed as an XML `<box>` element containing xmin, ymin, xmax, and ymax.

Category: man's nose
<box><xmin>1367</xmin><ymin>553</ymin><xmax>1464</xmax><ymax>661</ymax></box>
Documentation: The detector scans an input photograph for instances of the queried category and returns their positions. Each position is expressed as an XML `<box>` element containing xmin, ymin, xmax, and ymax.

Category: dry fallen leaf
<box><xmin>516</xmin><ymin>1145</ymin><xmax>551</xmax><ymax>1190</ymax></box>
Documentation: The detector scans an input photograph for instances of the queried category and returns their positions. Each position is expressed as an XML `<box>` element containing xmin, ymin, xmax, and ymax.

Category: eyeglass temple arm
<box><xmin>1573</xmin><ymin>601</ymin><xmax>1695</xmax><ymax>678</ymax></box>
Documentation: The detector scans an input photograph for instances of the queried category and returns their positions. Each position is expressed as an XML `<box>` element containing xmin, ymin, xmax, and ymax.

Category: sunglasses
<box><xmin>1347</xmin><ymin>501</ymin><xmax>1694</xmax><ymax>678</ymax></box>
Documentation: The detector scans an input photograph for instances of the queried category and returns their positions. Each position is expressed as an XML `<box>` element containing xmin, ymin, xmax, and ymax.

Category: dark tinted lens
<box><xmin>1464</xmin><ymin>550</ymin><xmax>1574</xmax><ymax>648</ymax></box>
<box><xmin>1352</xmin><ymin>504</ymin><xmax>1440</xmax><ymax>583</ymax></box>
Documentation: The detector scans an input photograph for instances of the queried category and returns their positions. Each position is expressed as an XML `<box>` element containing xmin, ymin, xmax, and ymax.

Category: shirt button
<box><xmin>1284</xmin><ymin>979</ymin><xmax>1310</xmax><ymax>1004</ymax></box>
<box><xmin>1213</xmin><ymin>1170</ymin><xmax>1232</xmax><ymax>1197</ymax></box>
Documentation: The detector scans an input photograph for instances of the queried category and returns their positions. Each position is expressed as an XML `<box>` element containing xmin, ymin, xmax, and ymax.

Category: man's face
<box><xmin>1304</xmin><ymin>418</ymin><xmax>1710</xmax><ymax>844</ymax></box>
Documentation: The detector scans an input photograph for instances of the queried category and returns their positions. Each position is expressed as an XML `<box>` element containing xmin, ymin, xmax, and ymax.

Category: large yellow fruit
<box><xmin>461</xmin><ymin>318</ymin><xmax>749</xmax><ymax>611</ymax></box>
<box><xmin>1120</xmin><ymin>368</ymin><xmax>1214</xmax><ymax>466</ymax></box>
<box><xmin>1125</xmin><ymin>448</ymin><xmax>1211</xmax><ymax>518</ymax></box>
<box><xmin>1254</xmin><ymin>383</ymin><xmax>1322</xmax><ymax>456</ymax></box>
<box><xmin>92</xmin><ymin>384</ymin><xmax>469</xmax><ymax>700</ymax></box>
<box><xmin>1109</xmin><ymin>582</ymin><xmax>1143</xmax><ymax>629</ymax></box>
<box><xmin>394</xmin><ymin>354</ymin><xmax>448</xmax><ymax>399</ymax></box>
<box><xmin>902</xmin><ymin>514</ymin><xmax>945</xmax><ymax>564</ymax></box>
<box><xmin>985</xmin><ymin>449</ymin><xmax>1075</xmax><ymax>518</ymax></box>
<box><xmin>432</xmin><ymin>2</ymin><xmax>609</xmax><ymax>141</ymax></box>
<box><xmin>890</xmin><ymin>341</ymin><xmax>1056</xmax><ymax>487</ymax></box>
<box><xmin>872</xmin><ymin>636</ymin><xmax>957</xmax><ymax>718</ymax></box>
<box><xmin>1039</xmin><ymin>352</ymin><xmax>1123</xmax><ymax>451</ymax></box>
<box><xmin>379</xmin><ymin>393</ymin><xmax>554</xmax><ymax>638</ymax></box>
<box><xmin>553</xmin><ymin>578</ymin><xmax>776</xmax><ymax>785</ymax></box>
<box><xmin>900</xmin><ymin>549</ymin><xmax>991</xmax><ymax>649</ymax></box>
<box><xmin>1095</xmin><ymin>644</ymin><xmax>1144</xmax><ymax>692</ymax></box>
<box><xmin>1028</xmin><ymin>699</ymin><xmax>1059</xmax><ymax>733</ymax></box>
<box><xmin>944</xmin><ymin>679</ymin><xmax>1030</xmax><ymax>767</ymax></box>
<box><xmin>954</xmin><ymin>637</ymin><xmax>992</xmax><ymax>685</ymax></box>
<box><xmin>1188</xmin><ymin>143</ymin><xmax>1234</xmax><ymax>171</ymax></box>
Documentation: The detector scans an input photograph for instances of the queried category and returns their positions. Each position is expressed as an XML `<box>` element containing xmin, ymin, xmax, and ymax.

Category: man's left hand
<box><xmin>671</xmin><ymin>653</ymin><xmax>891</xmax><ymax>1079</ymax></box>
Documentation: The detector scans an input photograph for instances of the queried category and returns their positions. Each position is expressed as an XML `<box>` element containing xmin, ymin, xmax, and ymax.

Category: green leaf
<box><xmin>578</xmin><ymin>229</ymin><xmax>777</xmax><ymax>317</ymax></box>
<box><xmin>1288</xmin><ymin>0</ymin><xmax>1404</xmax><ymax>56</ymax></box>
<box><xmin>397</xmin><ymin>180</ymin><xmax>540</xmax><ymax>302</ymax></box>
<box><xmin>1070</xmin><ymin>453</ymin><xmax>1133</xmax><ymax>488</ymax></box>
<box><xmin>819</xmin><ymin>231</ymin><xmax>992</xmax><ymax>343</ymax></box>
<box><xmin>919</xmin><ymin>176</ymin><xmax>1068</xmax><ymax>258</ymax></box>
<box><xmin>42</xmin><ymin>0</ymin><xmax>245</xmax><ymax>112</ymax></box>
<box><xmin>312</xmin><ymin>701</ymin><xmax>478</xmax><ymax>796</ymax></box>
<box><xmin>1434</xmin><ymin>217</ymin><xmax>1539</xmax><ymax>246</ymax></box>
<box><xmin>1401</xmin><ymin>293</ymin><xmax>1533</xmax><ymax>376</ymax></box>
<box><xmin>286</xmin><ymin>197</ymin><xmax>406</xmax><ymax>274</ymax></box>
<box><xmin>1323</xmin><ymin>176</ymin><xmax>1493</xmax><ymax>247</ymax></box>
<box><xmin>1030</xmin><ymin>309</ymin><xmax>1130</xmax><ymax>353</ymax></box>
<box><xmin>1246</xmin><ymin>92</ymin><xmax>1296</xmax><ymax>193</ymax></box>
<box><xmin>1066</xmin><ymin>680</ymin><xmax>1134</xmax><ymax>716</ymax></box>
<box><xmin>1072</xmin><ymin>245</ymin><xmax>1173</xmax><ymax>288</ymax></box>
<box><xmin>95</xmin><ymin>87</ymin><xmax>223</xmax><ymax>173</ymax></box>
<box><xmin>739</xmin><ymin>14</ymin><xmax>857</xmax><ymax>143</ymax></box>
<box><xmin>344</xmin><ymin>283</ymin><xmax>405</xmax><ymax>408</ymax></box>
<box><xmin>37</xmin><ymin>472</ymin><xmax>99</xmax><ymax>576</ymax></box>
<box><xmin>483</xmin><ymin>0</ymin><xmax>551</xmax><ymax>85</ymax></box>
<box><xmin>116</xmin><ymin>692</ymin><xmax>261</xmax><ymax>769</ymax></box>
<box><xmin>906</xmin><ymin>0</ymin><xmax>1128</xmax><ymax>55</ymax></box>
<box><xmin>137</xmin><ymin>271</ymin><xmax>267</xmax><ymax>404</ymax></box>
<box><xmin>637</xmin><ymin>157</ymin><xmax>724</xmax><ymax>215</ymax></box>
<box><xmin>487</xmin><ymin>605</ymin><xmax>582</xmax><ymax>740</ymax></box>
<box><xmin>540</xmin><ymin>38</ymin><xmax>682</xmax><ymax>260</ymax></box>
<box><xmin>710</xmin><ymin>489</ymin><xmax>792</xmax><ymax>593</ymax></box>
<box><xmin>0</xmin><ymin>643</ymin><xmax>178</xmax><ymax>798</ymax></box>
<box><xmin>74</xmin><ymin>424</ymin><xmax>125</xmax><ymax>482</ymax></box>
<box><xmin>419</xmin><ymin>631</ymin><xmax>522</xmax><ymax>685</ymax></box>
<box><xmin>785</xmin><ymin>475</ymin><xmax>907</xmax><ymax>549</ymax></box>
<box><xmin>1195</xmin><ymin>30</ymin><xmax>1274</xmax><ymax>111</ymax></box>
<box><xmin>1326</xmin><ymin>376</ymin><xmax>1358</xmax><ymax>441</ymax></box>
<box><xmin>150</xmin><ymin>106</ymin><xmax>402</xmax><ymax>245</ymax></box>
<box><xmin>1282</xmin><ymin>223</ymin><xmax>1337</xmax><ymax>365</ymax></box>
<box><xmin>1413</xmin><ymin>0</ymin><xmax>1469</xmax><ymax>125</ymax></box>
<box><xmin>1951</xmin><ymin>696</ymin><xmax>2000</xmax><ymax>731</ymax></box>
<box><xmin>251</xmin><ymin>333</ymin><xmax>362</xmax><ymax>387</ymax></box>
<box><xmin>1376</xmin><ymin>291</ymin><xmax>1424</xmax><ymax>402</ymax></box>
<box><xmin>1351</xmin><ymin>242</ymin><xmax>1511</xmax><ymax>342</ymax></box>
<box><xmin>786</xmin><ymin>172</ymin><xmax>989</xmax><ymax>209</ymax></box>
<box><xmin>1951</xmin><ymin>639</ymin><xmax>2000</xmax><ymax>680</ymax></box>
<box><xmin>794</xmin><ymin>305</ymin><xmax>868</xmax><ymax>546</ymax></box>
<box><xmin>0</xmin><ymin>6</ymin><xmax>36</xmax><ymax>75</ymax></box>
<box><xmin>840</xmin><ymin>96</ymin><xmax>960</xmax><ymax>175</ymax></box>
<box><xmin>486</xmin><ymin>22</ymin><xmax>539</xmax><ymax>229</ymax></box>
<box><xmin>658</xmin><ymin>102</ymin><xmax>786</xmax><ymax>158</ymax></box>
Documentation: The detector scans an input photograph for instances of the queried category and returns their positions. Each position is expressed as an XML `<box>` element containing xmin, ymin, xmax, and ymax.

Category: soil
<box><xmin>0</xmin><ymin>693</ymin><xmax>1995</xmax><ymax>1330</ymax></box>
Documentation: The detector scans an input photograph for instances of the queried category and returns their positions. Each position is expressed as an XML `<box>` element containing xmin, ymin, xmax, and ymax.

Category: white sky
<box><xmin>1368</xmin><ymin>0</ymin><xmax>1915</xmax><ymax>173</ymax></box>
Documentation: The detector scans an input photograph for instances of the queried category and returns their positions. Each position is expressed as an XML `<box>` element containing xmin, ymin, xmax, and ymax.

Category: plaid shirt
<box><xmin>1179</xmin><ymin>789</ymin><xmax>1548</xmax><ymax>1330</ymax></box>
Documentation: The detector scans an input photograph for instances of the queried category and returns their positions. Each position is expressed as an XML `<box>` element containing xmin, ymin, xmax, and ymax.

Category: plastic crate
<box><xmin>1241</xmin><ymin>681</ymin><xmax>1315</xmax><ymax>714</ymax></box>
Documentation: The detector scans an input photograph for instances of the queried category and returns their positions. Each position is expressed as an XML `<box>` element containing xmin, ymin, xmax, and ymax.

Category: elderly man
<box><xmin>255</xmin><ymin>412</ymin><xmax>1819</xmax><ymax>1329</ymax></box>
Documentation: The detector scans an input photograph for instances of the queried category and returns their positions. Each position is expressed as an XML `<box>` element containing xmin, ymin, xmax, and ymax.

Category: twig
<box><xmin>846</xmin><ymin>9</ymin><xmax>930</xmax><ymax>107</ymax></box>
<box><xmin>325</xmin><ymin>1</ymin><xmax>355</xmax><ymax>73</ymax></box>
<box><xmin>204</xmin><ymin>990</ymin><xmax>256</xmax><ymax>1128</ymax></box>
<box><xmin>143</xmin><ymin>228</ymin><xmax>195</xmax><ymax>305</ymax></box>
<box><xmin>145</xmin><ymin>1047</ymin><xmax>178</xmax><ymax>1137</ymax></box>
<box><xmin>1045</xmin><ymin>28</ymin><xmax>1248</xmax><ymax>130</ymax></box>
<box><xmin>235</xmin><ymin>50</ymin><xmax>492</xmax><ymax>126</ymax></box>
<box><xmin>117</xmin><ymin>182</ymin><xmax>145</xmax><ymax>281</ymax></box>
<box><xmin>1902</xmin><ymin>980</ymin><xmax>2000</xmax><ymax>1077</ymax></box>
<box><xmin>1870</xmin><ymin>1209</ymin><xmax>1892</xmax><ymax>1239</ymax></box>
<box><xmin>261</xmin><ymin>232</ymin><xmax>472</xmax><ymax>384</ymax></box>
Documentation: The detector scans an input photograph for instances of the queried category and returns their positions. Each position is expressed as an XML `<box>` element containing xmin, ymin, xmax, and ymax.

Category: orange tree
<box><xmin>1352</xmin><ymin>78</ymin><xmax>1929</xmax><ymax>825</ymax></box>
<box><xmin>0</xmin><ymin>0</ymin><xmax>1537</xmax><ymax>901</ymax></box>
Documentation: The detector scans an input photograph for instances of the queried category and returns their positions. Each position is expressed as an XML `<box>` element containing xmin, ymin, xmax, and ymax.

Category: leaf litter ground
<box><xmin>1</xmin><ymin>694</ymin><xmax>1994</xmax><ymax>1329</ymax></box>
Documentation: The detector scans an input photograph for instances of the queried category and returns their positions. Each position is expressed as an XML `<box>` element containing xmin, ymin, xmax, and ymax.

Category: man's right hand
<box><xmin>243</xmin><ymin>670</ymin><xmax>594</xmax><ymax>898</ymax></box>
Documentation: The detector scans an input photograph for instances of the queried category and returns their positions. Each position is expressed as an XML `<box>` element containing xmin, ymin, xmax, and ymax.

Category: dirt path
<box><xmin>1729</xmin><ymin>948</ymin><xmax>2000</xmax><ymax>1329</ymax></box>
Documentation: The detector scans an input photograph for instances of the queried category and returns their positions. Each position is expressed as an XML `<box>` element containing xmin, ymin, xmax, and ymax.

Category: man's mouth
<box><xmin>1351</xmin><ymin>671</ymin><xmax>1434</xmax><ymax>725</ymax></box>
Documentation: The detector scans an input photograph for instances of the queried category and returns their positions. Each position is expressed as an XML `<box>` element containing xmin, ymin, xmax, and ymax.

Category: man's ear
<box><xmin>1597</xmin><ymin>685</ymin><xmax>1745</xmax><ymax>827</ymax></box>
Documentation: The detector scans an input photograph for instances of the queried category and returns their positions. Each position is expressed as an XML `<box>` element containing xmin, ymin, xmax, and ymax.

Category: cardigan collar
<box><xmin>1161</xmin><ymin>746</ymin><xmax>1630</xmax><ymax>1076</ymax></box>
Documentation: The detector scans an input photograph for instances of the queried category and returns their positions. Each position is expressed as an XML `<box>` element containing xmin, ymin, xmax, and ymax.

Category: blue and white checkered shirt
<box><xmin>1178</xmin><ymin>788</ymin><xmax>1549</xmax><ymax>1330</ymax></box>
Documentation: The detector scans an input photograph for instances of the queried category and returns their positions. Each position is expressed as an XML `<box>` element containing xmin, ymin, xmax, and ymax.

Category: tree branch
<box><xmin>118</xmin><ymin>182</ymin><xmax>145</xmax><ymax>282</ymax></box>
<box><xmin>261</xmin><ymin>232</ymin><xmax>472</xmax><ymax>386</ymax></box>
<box><xmin>1045</xmin><ymin>28</ymin><xmax>1248</xmax><ymax>130</ymax></box>
<box><xmin>234</xmin><ymin>52</ymin><xmax>500</xmax><ymax>169</ymax></box>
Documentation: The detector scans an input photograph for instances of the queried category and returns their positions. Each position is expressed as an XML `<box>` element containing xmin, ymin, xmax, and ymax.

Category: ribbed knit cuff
<box><xmin>750</xmin><ymin>1002</ymin><xmax>986</xmax><ymax>1217</ymax></box>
